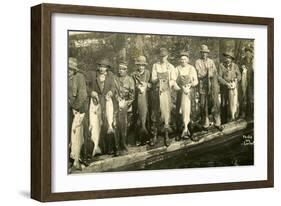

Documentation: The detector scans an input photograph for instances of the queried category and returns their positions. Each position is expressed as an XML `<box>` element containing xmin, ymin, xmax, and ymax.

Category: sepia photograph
<box><xmin>30</xmin><ymin>3</ymin><xmax>274</xmax><ymax>201</ymax></box>
<box><xmin>67</xmin><ymin>30</ymin><xmax>254</xmax><ymax>174</ymax></box>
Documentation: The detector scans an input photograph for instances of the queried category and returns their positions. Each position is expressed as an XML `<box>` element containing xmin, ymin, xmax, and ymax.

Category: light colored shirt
<box><xmin>173</xmin><ymin>64</ymin><xmax>198</xmax><ymax>87</ymax></box>
<box><xmin>151</xmin><ymin>61</ymin><xmax>176</xmax><ymax>86</ymax></box>
<box><xmin>195</xmin><ymin>58</ymin><xmax>217</xmax><ymax>79</ymax></box>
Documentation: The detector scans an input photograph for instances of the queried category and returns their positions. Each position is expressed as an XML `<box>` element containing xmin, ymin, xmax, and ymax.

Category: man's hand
<box><xmin>72</xmin><ymin>109</ymin><xmax>79</xmax><ymax>116</ymax></box>
<box><xmin>106</xmin><ymin>91</ymin><xmax>113</xmax><ymax>99</ymax></box>
<box><xmin>118</xmin><ymin>99</ymin><xmax>126</xmax><ymax>109</ymax></box>
<box><xmin>173</xmin><ymin>83</ymin><xmax>181</xmax><ymax>91</ymax></box>
<box><xmin>182</xmin><ymin>84</ymin><xmax>191</xmax><ymax>94</ymax></box>
<box><xmin>227</xmin><ymin>83</ymin><xmax>232</xmax><ymax>89</ymax></box>
<box><xmin>91</xmin><ymin>91</ymin><xmax>98</xmax><ymax>98</ymax></box>
<box><xmin>242</xmin><ymin>65</ymin><xmax>247</xmax><ymax>73</ymax></box>
<box><xmin>138</xmin><ymin>83</ymin><xmax>147</xmax><ymax>93</ymax></box>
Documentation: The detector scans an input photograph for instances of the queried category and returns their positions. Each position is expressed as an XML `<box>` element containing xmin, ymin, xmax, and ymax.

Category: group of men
<box><xmin>68</xmin><ymin>44</ymin><xmax>254</xmax><ymax>170</ymax></box>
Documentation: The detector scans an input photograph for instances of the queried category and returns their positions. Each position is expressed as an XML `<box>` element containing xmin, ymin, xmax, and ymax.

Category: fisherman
<box><xmin>240</xmin><ymin>46</ymin><xmax>254</xmax><ymax>119</ymax></box>
<box><xmin>218</xmin><ymin>51</ymin><xmax>241</xmax><ymax>122</ymax></box>
<box><xmin>151</xmin><ymin>48</ymin><xmax>176</xmax><ymax>146</ymax></box>
<box><xmin>68</xmin><ymin>57</ymin><xmax>88</xmax><ymax>171</ymax></box>
<box><xmin>89</xmin><ymin>58</ymin><xmax>116</xmax><ymax>155</ymax></box>
<box><xmin>131</xmin><ymin>56</ymin><xmax>152</xmax><ymax>146</ymax></box>
<box><xmin>114</xmin><ymin>61</ymin><xmax>135</xmax><ymax>154</ymax></box>
<box><xmin>173</xmin><ymin>51</ymin><xmax>198</xmax><ymax>141</ymax></box>
<box><xmin>195</xmin><ymin>44</ymin><xmax>223</xmax><ymax>131</ymax></box>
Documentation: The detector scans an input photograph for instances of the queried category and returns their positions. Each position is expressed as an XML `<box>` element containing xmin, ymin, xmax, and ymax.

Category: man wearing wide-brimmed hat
<box><xmin>151</xmin><ymin>48</ymin><xmax>176</xmax><ymax>146</ymax></box>
<box><xmin>218</xmin><ymin>51</ymin><xmax>241</xmax><ymax>122</ymax></box>
<box><xmin>114</xmin><ymin>60</ymin><xmax>135</xmax><ymax>154</ymax></box>
<box><xmin>131</xmin><ymin>56</ymin><xmax>152</xmax><ymax>146</ymax></box>
<box><xmin>240</xmin><ymin>46</ymin><xmax>254</xmax><ymax>119</ymax></box>
<box><xmin>68</xmin><ymin>57</ymin><xmax>88</xmax><ymax>171</ymax></box>
<box><xmin>89</xmin><ymin>58</ymin><xmax>116</xmax><ymax>155</ymax></box>
<box><xmin>195</xmin><ymin>44</ymin><xmax>222</xmax><ymax>131</ymax></box>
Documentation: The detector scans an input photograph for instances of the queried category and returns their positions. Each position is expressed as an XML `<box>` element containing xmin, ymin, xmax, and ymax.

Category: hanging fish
<box><xmin>89</xmin><ymin>97</ymin><xmax>102</xmax><ymax>157</ymax></box>
<box><xmin>158</xmin><ymin>73</ymin><xmax>171</xmax><ymax>129</ymax></box>
<box><xmin>180</xmin><ymin>83</ymin><xmax>191</xmax><ymax>138</ymax></box>
<box><xmin>105</xmin><ymin>96</ymin><xmax>114</xmax><ymax>134</ymax></box>
<box><xmin>228</xmin><ymin>80</ymin><xmax>238</xmax><ymax>121</ymax></box>
<box><xmin>137</xmin><ymin>82</ymin><xmax>149</xmax><ymax>135</ymax></box>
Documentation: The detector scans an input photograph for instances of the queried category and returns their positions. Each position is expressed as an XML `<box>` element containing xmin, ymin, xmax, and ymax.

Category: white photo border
<box><xmin>51</xmin><ymin>13</ymin><xmax>268</xmax><ymax>193</ymax></box>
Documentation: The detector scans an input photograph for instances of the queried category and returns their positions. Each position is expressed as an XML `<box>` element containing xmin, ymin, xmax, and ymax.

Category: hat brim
<box><xmin>69</xmin><ymin>65</ymin><xmax>79</xmax><ymax>71</ymax></box>
<box><xmin>135</xmin><ymin>62</ymin><xmax>148</xmax><ymax>65</ymax></box>
<box><xmin>97</xmin><ymin>63</ymin><xmax>111</xmax><ymax>68</ymax></box>
<box><xmin>179</xmin><ymin>53</ymin><xmax>189</xmax><ymax>57</ymax></box>
<box><xmin>223</xmin><ymin>53</ymin><xmax>235</xmax><ymax>59</ymax></box>
<box><xmin>245</xmin><ymin>48</ymin><xmax>253</xmax><ymax>53</ymax></box>
<box><xmin>159</xmin><ymin>52</ymin><xmax>169</xmax><ymax>57</ymax></box>
<box><xmin>200</xmin><ymin>50</ymin><xmax>210</xmax><ymax>53</ymax></box>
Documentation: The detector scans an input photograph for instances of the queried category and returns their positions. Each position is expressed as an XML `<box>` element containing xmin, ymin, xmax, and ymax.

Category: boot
<box><xmin>150</xmin><ymin>126</ymin><xmax>158</xmax><ymax>146</ymax></box>
<box><xmin>175</xmin><ymin>135</ymin><xmax>181</xmax><ymax>141</ymax></box>
<box><xmin>164</xmin><ymin>129</ymin><xmax>169</xmax><ymax>147</ymax></box>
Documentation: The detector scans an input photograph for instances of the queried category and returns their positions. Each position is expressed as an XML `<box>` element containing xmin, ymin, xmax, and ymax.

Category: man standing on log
<box><xmin>151</xmin><ymin>48</ymin><xmax>176</xmax><ymax>147</ymax></box>
<box><xmin>68</xmin><ymin>57</ymin><xmax>88</xmax><ymax>171</ymax></box>
<box><xmin>89</xmin><ymin>58</ymin><xmax>116</xmax><ymax>155</ymax></box>
<box><xmin>174</xmin><ymin>51</ymin><xmax>198</xmax><ymax>141</ymax></box>
<box><xmin>195</xmin><ymin>45</ymin><xmax>223</xmax><ymax>131</ymax></box>
<box><xmin>131</xmin><ymin>56</ymin><xmax>152</xmax><ymax>146</ymax></box>
<box><xmin>114</xmin><ymin>61</ymin><xmax>135</xmax><ymax>155</ymax></box>
<box><xmin>240</xmin><ymin>46</ymin><xmax>254</xmax><ymax>120</ymax></box>
<box><xmin>218</xmin><ymin>51</ymin><xmax>241</xmax><ymax>122</ymax></box>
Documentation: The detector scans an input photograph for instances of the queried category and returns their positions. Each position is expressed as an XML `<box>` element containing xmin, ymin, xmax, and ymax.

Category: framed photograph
<box><xmin>31</xmin><ymin>3</ymin><xmax>274</xmax><ymax>202</ymax></box>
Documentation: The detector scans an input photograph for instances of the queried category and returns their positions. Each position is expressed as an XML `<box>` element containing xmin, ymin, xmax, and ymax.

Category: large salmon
<box><xmin>70</xmin><ymin>111</ymin><xmax>85</xmax><ymax>161</ymax></box>
<box><xmin>159</xmin><ymin>79</ymin><xmax>171</xmax><ymax>128</ymax></box>
<box><xmin>137</xmin><ymin>82</ymin><xmax>148</xmax><ymax>135</ymax></box>
<box><xmin>105</xmin><ymin>96</ymin><xmax>114</xmax><ymax>134</ymax></box>
<box><xmin>180</xmin><ymin>84</ymin><xmax>191</xmax><ymax>137</ymax></box>
<box><xmin>241</xmin><ymin>66</ymin><xmax>248</xmax><ymax>98</ymax></box>
<box><xmin>229</xmin><ymin>80</ymin><xmax>238</xmax><ymax>120</ymax></box>
<box><xmin>89</xmin><ymin>97</ymin><xmax>102</xmax><ymax>157</ymax></box>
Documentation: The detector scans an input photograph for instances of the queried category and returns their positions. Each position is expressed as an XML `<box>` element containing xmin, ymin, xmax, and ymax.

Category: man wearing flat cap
<box><xmin>240</xmin><ymin>46</ymin><xmax>254</xmax><ymax>119</ymax></box>
<box><xmin>131</xmin><ymin>56</ymin><xmax>152</xmax><ymax>146</ymax></box>
<box><xmin>68</xmin><ymin>57</ymin><xmax>88</xmax><ymax>170</ymax></box>
<box><xmin>89</xmin><ymin>58</ymin><xmax>116</xmax><ymax>155</ymax></box>
<box><xmin>195</xmin><ymin>44</ymin><xmax>222</xmax><ymax>131</ymax></box>
<box><xmin>173</xmin><ymin>51</ymin><xmax>198</xmax><ymax>141</ymax></box>
<box><xmin>218</xmin><ymin>51</ymin><xmax>241</xmax><ymax>122</ymax></box>
<box><xmin>114</xmin><ymin>60</ymin><xmax>135</xmax><ymax>154</ymax></box>
<box><xmin>151</xmin><ymin>47</ymin><xmax>176</xmax><ymax>146</ymax></box>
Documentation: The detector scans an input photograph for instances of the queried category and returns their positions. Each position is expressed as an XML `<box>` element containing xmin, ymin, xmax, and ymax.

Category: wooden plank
<box><xmin>31</xmin><ymin>4</ymin><xmax>43</xmax><ymax>201</ymax></box>
<box><xmin>73</xmin><ymin>119</ymin><xmax>250</xmax><ymax>173</ymax></box>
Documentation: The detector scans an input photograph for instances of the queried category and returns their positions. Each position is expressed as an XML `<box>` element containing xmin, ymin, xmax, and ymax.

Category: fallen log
<box><xmin>71</xmin><ymin>119</ymin><xmax>253</xmax><ymax>173</ymax></box>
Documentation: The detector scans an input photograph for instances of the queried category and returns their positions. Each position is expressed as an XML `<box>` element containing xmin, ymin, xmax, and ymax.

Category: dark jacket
<box><xmin>195</xmin><ymin>58</ymin><xmax>221</xmax><ymax>115</ymax></box>
<box><xmin>89</xmin><ymin>71</ymin><xmax>116</xmax><ymax>123</ymax></box>
<box><xmin>89</xmin><ymin>71</ymin><xmax>116</xmax><ymax>97</ymax></box>
<box><xmin>218</xmin><ymin>62</ymin><xmax>241</xmax><ymax>85</ymax></box>
<box><xmin>68</xmin><ymin>72</ymin><xmax>88</xmax><ymax>113</ymax></box>
<box><xmin>240</xmin><ymin>57</ymin><xmax>254</xmax><ymax>103</ymax></box>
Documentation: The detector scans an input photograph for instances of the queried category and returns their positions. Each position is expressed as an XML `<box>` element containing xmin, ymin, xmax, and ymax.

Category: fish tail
<box><xmin>96</xmin><ymin>146</ymin><xmax>101</xmax><ymax>155</ymax></box>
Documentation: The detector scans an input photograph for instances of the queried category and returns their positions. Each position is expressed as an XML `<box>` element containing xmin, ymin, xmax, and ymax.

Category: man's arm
<box><xmin>217</xmin><ymin>64</ymin><xmax>228</xmax><ymax>85</ymax></box>
<box><xmin>151</xmin><ymin>64</ymin><xmax>158</xmax><ymax>84</ymax></box>
<box><xmin>195</xmin><ymin>60</ymin><xmax>204</xmax><ymax>79</ymax></box>
<box><xmin>72</xmin><ymin>74</ymin><xmax>87</xmax><ymax>113</ymax></box>
<box><xmin>235</xmin><ymin>64</ymin><xmax>242</xmax><ymax>82</ymax></box>
<box><xmin>125</xmin><ymin>77</ymin><xmax>135</xmax><ymax>107</ymax></box>
<box><xmin>191</xmin><ymin>66</ymin><xmax>198</xmax><ymax>87</ymax></box>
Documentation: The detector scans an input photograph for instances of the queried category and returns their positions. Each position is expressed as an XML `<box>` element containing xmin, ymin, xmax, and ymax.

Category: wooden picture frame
<box><xmin>31</xmin><ymin>3</ymin><xmax>274</xmax><ymax>202</ymax></box>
